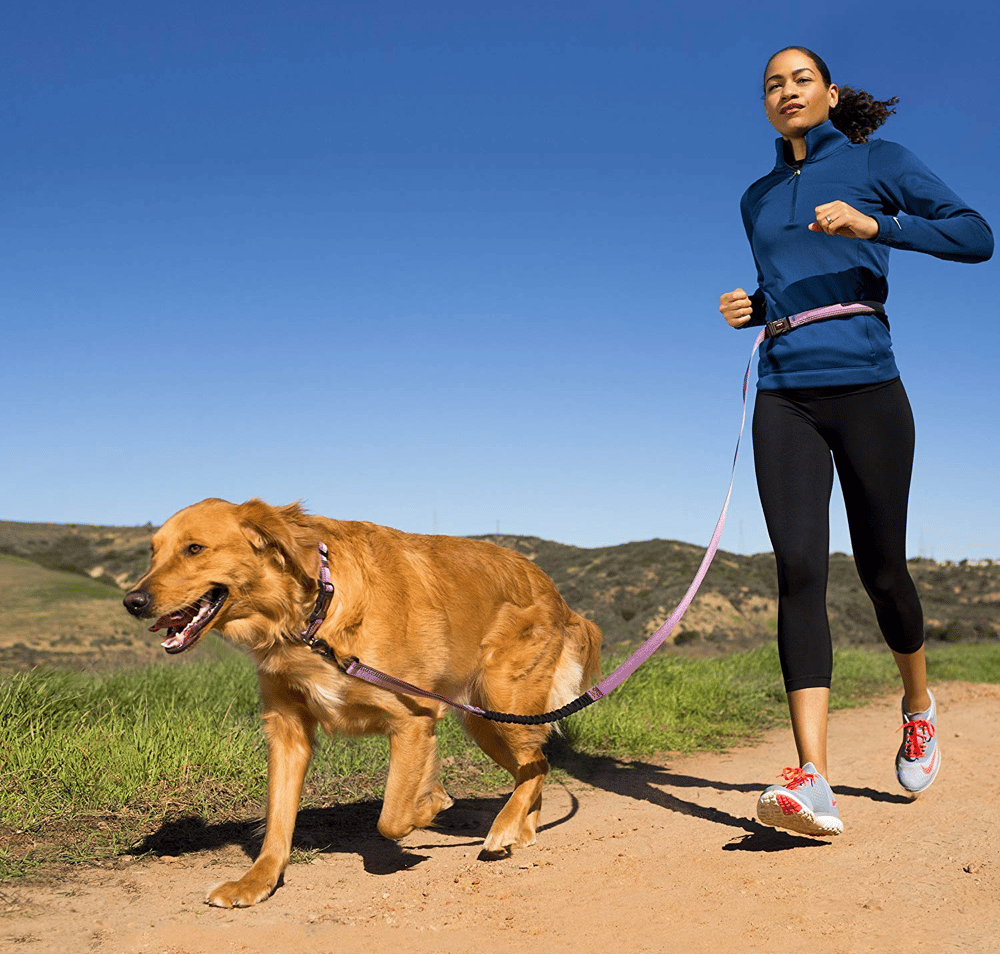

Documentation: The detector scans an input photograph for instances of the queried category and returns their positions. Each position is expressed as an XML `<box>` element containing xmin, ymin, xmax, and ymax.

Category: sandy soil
<box><xmin>2</xmin><ymin>681</ymin><xmax>997</xmax><ymax>955</ymax></box>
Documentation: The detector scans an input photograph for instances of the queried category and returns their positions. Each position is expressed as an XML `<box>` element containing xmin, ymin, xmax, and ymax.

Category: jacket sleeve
<box><xmin>740</xmin><ymin>190</ymin><xmax>770</xmax><ymax>327</ymax></box>
<box><xmin>868</xmin><ymin>141</ymin><xmax>994</xmax><ymax>263</ymax></box>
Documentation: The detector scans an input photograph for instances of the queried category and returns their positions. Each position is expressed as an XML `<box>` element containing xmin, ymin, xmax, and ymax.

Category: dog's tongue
<box><xmin>149</xmin><ymin>608</ymin><xmax>197</xmax><ymax>633</ymax></box>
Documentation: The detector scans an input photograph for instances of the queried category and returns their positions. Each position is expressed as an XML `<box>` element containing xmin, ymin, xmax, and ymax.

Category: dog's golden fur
<box><xmin>124</xmin><ymin>497</ymin><xmax>601</xmax><ymax>908</ymax></box>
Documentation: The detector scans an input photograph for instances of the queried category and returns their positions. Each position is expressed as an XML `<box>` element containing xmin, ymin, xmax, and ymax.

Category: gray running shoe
<box><xmin>756</xmin><ymin>763</ymin><xmax>843</xmax><ymax>836</ymax></box>
<box><xmin>896</xmin><ymin>691</ymin><xmax>940</xmax><ymax>794</ymax></box>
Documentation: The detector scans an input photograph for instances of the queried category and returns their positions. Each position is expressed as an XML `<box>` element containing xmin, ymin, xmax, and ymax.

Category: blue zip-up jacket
<box><xmin>742</xmin><ymin>121</ymin><xmax>993</xmax><ymax>390</ymax></box>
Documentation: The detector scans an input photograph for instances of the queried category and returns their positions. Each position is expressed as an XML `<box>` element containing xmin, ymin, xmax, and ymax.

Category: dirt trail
<box><xmin>3</xmin><ymin>681</ymin><xmax>997</xmax><ymax>954</ymax></box>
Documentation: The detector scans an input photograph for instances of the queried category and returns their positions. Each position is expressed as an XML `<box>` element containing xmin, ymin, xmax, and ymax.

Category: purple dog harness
<box><xmin>299</xmin><ymin>302</ymin><xmax>882</xmax><ymax>724</ymax></box>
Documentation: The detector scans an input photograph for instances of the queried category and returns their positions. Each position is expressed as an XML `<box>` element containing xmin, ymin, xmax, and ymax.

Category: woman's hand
<box><xmin>809</xmin><ymin>200</ymin><xmax>879</xmax><ymax>240</ymax></box>
<box><xmin>719</xmin><ymin>288</ymin><xmax>754</xmax><ymax>328</ymax></box>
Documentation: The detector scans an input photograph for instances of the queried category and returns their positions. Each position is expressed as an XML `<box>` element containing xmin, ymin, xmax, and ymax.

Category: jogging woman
<box><xmin>720</xmin><ymin>47</ymin><xmax>993</xmax><ymax>836</ymax></box>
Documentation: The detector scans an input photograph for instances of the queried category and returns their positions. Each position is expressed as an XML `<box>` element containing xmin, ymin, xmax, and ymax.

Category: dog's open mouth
<box><xmin>148</xmin><ymin>586</ymin><xmax>229</xmax><ymax>654</ymax></box>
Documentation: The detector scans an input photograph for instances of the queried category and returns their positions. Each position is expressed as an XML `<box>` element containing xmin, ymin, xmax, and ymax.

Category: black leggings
<box><xmin>752</xmin><ymin>377</ymin><xmax>925</xmax><ymax>692</ymax></box>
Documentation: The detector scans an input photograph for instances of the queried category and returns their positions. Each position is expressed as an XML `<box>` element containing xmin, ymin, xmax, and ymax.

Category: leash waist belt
<box><xmin>765</xmin><ymin>301</ymin><xmax>884</xmax><ymax>338</ymax></box>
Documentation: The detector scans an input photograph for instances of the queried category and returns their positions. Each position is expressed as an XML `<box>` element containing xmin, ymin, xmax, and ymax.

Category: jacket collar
<box><xmin>772</xmin><ymin>120</ymin><xmax>850</xmax><ymax>171</ymax></box>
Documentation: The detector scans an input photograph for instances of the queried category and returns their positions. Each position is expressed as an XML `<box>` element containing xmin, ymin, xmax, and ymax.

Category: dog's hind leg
<box><xmin>377</xmin><ymin>713</ymin><xmax>453</xmax><ymax>840</ymax></box>
<box><xmin>466</xmin><ymin>605</ymin><xmax>581</xmax><ymax>854</ymax></box>
<box><xmin>461</xmin><ymin>714</ymin><xmax>549</xmax><ymax>855</ymax></box>
<box><xmin>207</xmin><ymin>674</ymin><xmax>316</xmax><ymax>908</ymax></box>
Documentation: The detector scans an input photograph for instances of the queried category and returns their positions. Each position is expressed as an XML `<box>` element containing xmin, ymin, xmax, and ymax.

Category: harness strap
<box><xmin>300</xmin><ymin>542</ymin><xmax>334</xmax><ymax>642</ymax></box>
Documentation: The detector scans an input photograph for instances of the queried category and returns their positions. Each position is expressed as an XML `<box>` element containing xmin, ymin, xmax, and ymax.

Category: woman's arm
<box><xmin>735</xmin><ymin>195</ymin><xmax>771</xmax><ymax>327</ymax></box>
<box><xmin>866</xmin><ymin>141</ymin><xmax>993</xmax><ymax>263</ymax></box>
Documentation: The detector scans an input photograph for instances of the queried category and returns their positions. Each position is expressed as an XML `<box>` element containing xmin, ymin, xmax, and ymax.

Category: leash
<box><xmin>299</xmin><ymin>302</ymin><xmax>881</xmax><ymax>724</ymax></box>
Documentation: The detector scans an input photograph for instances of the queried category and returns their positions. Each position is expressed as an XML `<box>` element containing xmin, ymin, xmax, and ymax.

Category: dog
<box><xmin>123</xmin><ymin>497</ymin><xmax>601</xmax><ymax>908</ymax></box>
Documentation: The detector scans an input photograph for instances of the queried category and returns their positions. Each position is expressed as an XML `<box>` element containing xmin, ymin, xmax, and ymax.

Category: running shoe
<box><xmin>756</xmin><ymin>763</ymin><xmax>843</xmax><ymax>836</ymax></box>
<box><xmin>896</xmin><ymin>691</ymin><xmax>940</xmax><ymax>794</ymax></box>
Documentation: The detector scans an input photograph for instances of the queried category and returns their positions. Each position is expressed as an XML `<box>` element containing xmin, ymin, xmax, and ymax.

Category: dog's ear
<box><xmin>237</xmin><ymin>498</ymin><xmax>314</xmax><ymax>581</ymax></box>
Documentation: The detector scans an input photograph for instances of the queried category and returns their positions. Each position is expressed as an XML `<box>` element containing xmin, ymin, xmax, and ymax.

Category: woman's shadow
<box><xmin>544</xmin><ymin>736</ymin><xmax>911</xmax><ymax>853</ymax></box>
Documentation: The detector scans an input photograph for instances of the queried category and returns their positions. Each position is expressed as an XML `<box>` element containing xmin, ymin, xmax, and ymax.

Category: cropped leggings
<box><xmin>752</xmin><ymin>377</ymin><xmax>925</xmax><ymax>692</ymax></box>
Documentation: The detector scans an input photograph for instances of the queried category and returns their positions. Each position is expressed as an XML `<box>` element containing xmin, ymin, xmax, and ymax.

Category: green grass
<box><xmin>2</xmin><ymin>640</ymin><xmax>998</xmax><ymax>879</ymax></box>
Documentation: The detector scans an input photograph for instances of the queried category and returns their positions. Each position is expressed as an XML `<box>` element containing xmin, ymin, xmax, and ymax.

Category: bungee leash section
<box><xmin>299</xmin><ymin>303</ymin><xmax>881</xmax><ymax>725</ymax></box>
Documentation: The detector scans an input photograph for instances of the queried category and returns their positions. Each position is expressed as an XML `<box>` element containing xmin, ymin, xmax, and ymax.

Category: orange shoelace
<box><xmin>898</xmin><ymin>718</ymin><xmax>936</xmax><ymax>758</ymax></box>
<box><xmin>777</xmin><ymin>766</ymin><xmax>817</xmax><ymax>790</ymax></box>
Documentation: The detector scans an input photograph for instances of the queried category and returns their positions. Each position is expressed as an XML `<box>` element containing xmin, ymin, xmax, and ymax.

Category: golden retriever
<box><xmin>123</xmin><ymin>497</ymin><xmax>601</xmax><ymax>908</ymax></box>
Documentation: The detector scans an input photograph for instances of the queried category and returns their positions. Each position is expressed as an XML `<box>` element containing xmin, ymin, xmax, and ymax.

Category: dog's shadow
<box><xmin>130</xmin><ymin>744</ymin><xmax>912</xmax><ymax>869</ymax></box>
<box><xmin>129</xmin><ymin>794</ymin><xmax>526</xmax><ymax>875</ymax></box>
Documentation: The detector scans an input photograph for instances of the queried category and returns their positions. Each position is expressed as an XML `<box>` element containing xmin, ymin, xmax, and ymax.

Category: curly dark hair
<box><xmin>764</xmin><ymin>47</ymin><xmax>899</xmax><ymax>144</ymax></box>
<box><xmin>830</xmin><ymin>86</ymin><xmax>899</xmax><ymax>144</ymax></box>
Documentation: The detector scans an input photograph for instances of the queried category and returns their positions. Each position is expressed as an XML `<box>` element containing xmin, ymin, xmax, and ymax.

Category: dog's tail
<box><xmin>579</xmin><ymin>616</ymin><xmax>602</xmax><ymax>690</ymax></box>
<box><xmin>544</xmin><ymin>613</ymin><xmax>602</xmax><ymax>719</ymax></box>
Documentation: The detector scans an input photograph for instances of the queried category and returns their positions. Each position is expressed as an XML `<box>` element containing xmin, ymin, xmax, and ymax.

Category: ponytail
<box><xmin>830</xmin><ymin>87</ymin><xmax>899</xmax><ymax>144</ymax></box>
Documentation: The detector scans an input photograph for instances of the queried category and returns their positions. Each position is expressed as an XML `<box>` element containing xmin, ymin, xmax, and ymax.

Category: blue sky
<box><xmin>3</xmin><ymin>0</ymin><xmax>998</xmax><ymax>560</ymax></box>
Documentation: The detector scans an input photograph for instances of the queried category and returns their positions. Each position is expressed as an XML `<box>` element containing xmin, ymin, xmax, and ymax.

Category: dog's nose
<box><xmin>123</xmin><ymin>589</ymin><xmax>154</xmax><ymax>617</ymax></box>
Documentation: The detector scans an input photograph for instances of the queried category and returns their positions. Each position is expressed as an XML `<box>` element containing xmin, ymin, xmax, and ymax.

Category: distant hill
<box><xmin>0</xmin><ymin>553</ymin><xmax>159</xmax><ymax>674</ymax></box>
<box><xmin>0</xmin><ymin>519</ymin><xmax>996</xmax><ymax>675</ymax></box>
<box><xmin>0</xmin><ymin>520</ymin><xmax>153</xmax><ymax>589</ymax></box>
<box><xmin>474</xmin><ymin>534</ymin><xmax>1000</xmax><ymax>651</ymax></box>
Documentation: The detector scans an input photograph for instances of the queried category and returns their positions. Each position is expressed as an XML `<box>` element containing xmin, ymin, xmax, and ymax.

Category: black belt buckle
<box><xmin>766</xmin><ymin>315</ymin><xmax>792</xmax><ymax>337</ymax></box>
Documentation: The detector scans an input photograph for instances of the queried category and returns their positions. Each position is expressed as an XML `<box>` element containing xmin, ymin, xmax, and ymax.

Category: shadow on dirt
<box><xmin>128</xmin><ymin>794</ymin><xmax>548</xmax><ymax>875</ymax></box>
<box><xmin>547</xmin><ymin>741</ymin><xmax>911</xmax><ymax>852</ymax></box>
<box><xmin>128</xmin><ymin>743</ymin><xmax>913</xmax><ymax>870</ymax></box>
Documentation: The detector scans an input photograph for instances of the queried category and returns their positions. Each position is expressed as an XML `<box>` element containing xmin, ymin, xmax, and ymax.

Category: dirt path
<box><xmin>3</xmin><ymin>681</ymin><xmax>997</xmax><ymax>954</ymax></box>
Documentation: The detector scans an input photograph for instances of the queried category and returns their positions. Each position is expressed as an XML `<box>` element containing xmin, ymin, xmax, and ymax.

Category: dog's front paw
<box><xmin>206</xmin><ymin>874</ymin><xmax>276</xmax><ymax>908</ymax></box>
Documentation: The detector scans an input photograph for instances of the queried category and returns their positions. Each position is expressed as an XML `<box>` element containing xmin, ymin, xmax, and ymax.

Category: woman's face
<box><xmin>763</xmin><ymin>49</ymin><xmax>839</xmax><ymax>143</ymax></box>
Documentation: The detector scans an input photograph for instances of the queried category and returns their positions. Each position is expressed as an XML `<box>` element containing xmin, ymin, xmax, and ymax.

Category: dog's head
<box><xmin>123</xmin><ymin>498</ymin><xmax>318</xmax><ymax>654</ymax></box>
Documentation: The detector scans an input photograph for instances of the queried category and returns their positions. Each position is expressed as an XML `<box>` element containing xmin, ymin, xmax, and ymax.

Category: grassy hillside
<box><xmin>0</xmin><ymin>555</ymin><xmax>159</xmax><ymax>674</ymax></box>
<box><xmin>0</xmin><ymin>518</ymin><xmax>997</xmax><ymax>677</ymax></box>
<box><xmin>0</xmin><ymin>520</ymin><xmax>153</xmax><ymax>589</ymax></box>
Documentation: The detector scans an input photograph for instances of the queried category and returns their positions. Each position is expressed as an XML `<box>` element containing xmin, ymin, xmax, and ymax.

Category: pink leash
<box><xmin>307</xmin><ymin>303</ymin><xmax>881</xmax><ymax>724</ymax></box>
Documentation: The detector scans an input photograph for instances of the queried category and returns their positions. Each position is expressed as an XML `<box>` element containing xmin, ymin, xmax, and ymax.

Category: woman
<box><xmin>720</xmin><ymin>47</ymin><xmax>993</xmax><ymax>836</ymax></box>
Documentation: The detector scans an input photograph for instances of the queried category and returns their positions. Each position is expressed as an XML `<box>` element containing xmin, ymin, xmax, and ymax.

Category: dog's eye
<box><xmin>186</xmin><ymin>543</ymin><xmax>205</xmax><ymax>556</ymax></box>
